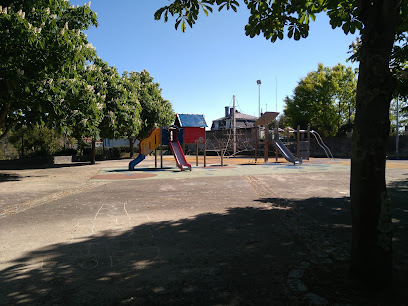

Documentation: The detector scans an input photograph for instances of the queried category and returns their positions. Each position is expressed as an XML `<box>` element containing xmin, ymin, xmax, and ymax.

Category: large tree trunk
<box><xmin>91</xmin><ymin>139</ymin><xmax>96</xmax><ymax>165</ymax></box>
<box><xmin>350</xmin><ymin>0</ymin><xmax>399</xmax><ymax>287</ymax></box>
<box><xmin>129</xmin><ymin>138</ymin><xmax>135</xmax><ymax>158</ymax></box>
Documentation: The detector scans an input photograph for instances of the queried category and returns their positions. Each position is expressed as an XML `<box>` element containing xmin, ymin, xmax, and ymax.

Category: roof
<box><xmin>175</xmin><ymin>114</ymin><xmax>208</xmax><ymax>127</ymax></box>
<box><xmin>213</xmin><ymin>112</ymin><xmax>258</xmax><ymax>122</ymax></box>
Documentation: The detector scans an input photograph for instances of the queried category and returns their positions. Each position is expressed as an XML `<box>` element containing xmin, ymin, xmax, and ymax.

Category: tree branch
<box><xmin>0</xmin><ymin>124</ymin><xmax>13</xmax><ymax>141</ymax></box>
<box><xmin>0</xmin><ymin>103</ymin><xmax>10</xmax><ymax>129</ymax></box>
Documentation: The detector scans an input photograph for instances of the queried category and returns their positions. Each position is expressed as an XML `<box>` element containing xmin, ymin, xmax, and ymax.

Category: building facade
<box><xmin>211</xmin><ymin>107</ymin><xmax>257</xmax><ymax>130</ymax></box>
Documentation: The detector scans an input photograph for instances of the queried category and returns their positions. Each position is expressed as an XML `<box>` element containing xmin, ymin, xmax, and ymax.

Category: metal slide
<box><xmin>311</xmin><ymin>130</ymin><xmax>334</xmax><ymax>159</ymax></box>
<box><xmin>169</xmin><ymin>139</ymin><xmax>191</xmax><ymax>171</ymax></box>
<box><xmin>272</xmin><ymin>138</ymin><xmax>302</xmax><ymax>165</ymax></box>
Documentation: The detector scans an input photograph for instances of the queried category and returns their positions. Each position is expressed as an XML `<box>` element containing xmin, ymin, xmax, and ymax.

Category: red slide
<box><xmin>169</xmin><ymin>139</ymin><xmax>192</xmax><ymax>171</ymax></box>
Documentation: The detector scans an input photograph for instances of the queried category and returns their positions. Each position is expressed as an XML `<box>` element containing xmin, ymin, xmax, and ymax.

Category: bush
<box><xmin>54</xmin><ymin>148</ymin><xmax>77</xmax><ymax>156</ymax></box>
<box><xmin>8</xmin><ymin>124</ymin><xmax>65</xmax><ymax>158</ymax></box>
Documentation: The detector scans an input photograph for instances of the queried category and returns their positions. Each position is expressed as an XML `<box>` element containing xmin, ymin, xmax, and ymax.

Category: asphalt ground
<box><xmin>0</xmin><ymin>156</ymin><xmax>407</xmax><ymax>304</ymax></box>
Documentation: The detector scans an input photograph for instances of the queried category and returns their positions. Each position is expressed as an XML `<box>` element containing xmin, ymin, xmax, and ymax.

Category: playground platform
<box><xmin>0</xmin><ymin>156</ymin><xmax>407</xmax><ymax>304</ymax></box>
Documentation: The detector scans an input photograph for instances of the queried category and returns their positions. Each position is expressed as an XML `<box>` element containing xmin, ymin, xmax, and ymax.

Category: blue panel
<box><xmin>161</xmin><ymin>128</ymin><xmax>169</xmax><ymax>145</ymax></box>
<box><xmin>178</xmin><ymin>129</ymin><xmax>184</xmax><ymax>145</ymax></box>
<box><xmin>177</xmin><ymin>114</ymin><xmax>207</xmax><ymax>127</ymax></box>
<box><xmin>161</xmin><ymin>127</ymin><xmax>184</xmax><ymax>145</ymax></box>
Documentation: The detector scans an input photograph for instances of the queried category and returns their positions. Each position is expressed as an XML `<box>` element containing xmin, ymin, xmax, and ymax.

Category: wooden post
<box><xmin>160</xmin><ymin>143</ymin><xmax>163</xmax><ymax>168</ymax></box>
<box><xmin>196</xmin><ymin>144</ymin><xmax>199</xmax><ymax>166</ymax></box>
<box><xmin>297</xmin><ymin>125</ymin><xmax>300</xmax><ymax>158</ymax></box>
<box><xmin>264</xmin><ymin>124</ymin><xmax>269</xmax><ymax>163</ymax></box>
<box><xmin>254</xmin><ymin>126</ymin><xmax>258</xmax><ymax>163</ymax></box>
<box><xmin>220</xmin><ymin>141</ymin><xmax>224</xmax><ymax>166</ymax></box>
<box><xmin>275</xmin><ymin>127</ymin><xmax>278</xmax><ymax>162</ymax></box>
<box><xmin>307</xmin><ymin>124</ymin><xmax>310</xmax><ymax>160</ymax></box>
<box><xmin>204</xmin><ymin>142</ymin><xmax>207</xmax><ymax>167</ymax></box>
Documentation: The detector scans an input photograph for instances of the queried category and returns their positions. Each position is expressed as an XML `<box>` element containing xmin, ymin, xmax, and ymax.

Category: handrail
<box><xmin>310</xmin><ymin>130</ymin><xmax>334</xmax><ymax>159</ymax></box>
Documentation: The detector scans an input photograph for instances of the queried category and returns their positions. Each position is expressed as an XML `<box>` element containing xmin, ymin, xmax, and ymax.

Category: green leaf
<box><xmin>310</xmin><ymin>13</ymin><xmax>316</xmax><ymax>22</ymax></box>
<box><xmin>175</xmin><ymin>19</ymin><xmax>181</xmax><ymax>30</ymax></box>
<box><xmin>294</xmin><ymin>30</ymin><xmax>300</xmax><ymax>40</ymax></box>
<box><xmin>154</xmin><ymin>7</ymin><xmax>166</xmax><ymax>20</ymax></box>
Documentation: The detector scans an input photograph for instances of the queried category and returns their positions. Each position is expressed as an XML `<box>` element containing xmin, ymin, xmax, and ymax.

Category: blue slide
<box><xmin>128</xmin><ymin>154</ymin><xmax>146</xmax><ymax>170</ymax></box>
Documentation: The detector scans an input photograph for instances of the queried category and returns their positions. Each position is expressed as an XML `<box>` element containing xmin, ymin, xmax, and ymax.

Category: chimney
<box><xmin>225</xmin><ymin>106</ymin><xmax>229</xmax><ymax>118</ymax></box>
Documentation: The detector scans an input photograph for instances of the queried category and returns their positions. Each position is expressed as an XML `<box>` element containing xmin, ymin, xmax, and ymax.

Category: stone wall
<box><xmin>310</xmin><ymin>135</ymin><xmax>408</xmax><ymax>158</ymax></box>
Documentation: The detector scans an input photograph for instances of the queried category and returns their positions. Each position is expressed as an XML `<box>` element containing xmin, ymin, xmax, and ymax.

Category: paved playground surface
<box><xmin>0</xmin><ymin>156</ymin><xmax>407</xmax><ymax>304</ymax></box>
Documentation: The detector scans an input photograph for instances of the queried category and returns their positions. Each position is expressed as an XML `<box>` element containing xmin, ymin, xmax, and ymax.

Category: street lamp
<box><xmin>256</xmin><ymin>80</ymin><xmax>261</xmax><ymax>117</ymax></box>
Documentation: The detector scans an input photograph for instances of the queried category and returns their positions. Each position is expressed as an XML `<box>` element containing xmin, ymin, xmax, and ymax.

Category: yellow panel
<box><xmin>140</xmin><ymin>128</ymin><xmax>161</xmax><ymax>155</ymax></box>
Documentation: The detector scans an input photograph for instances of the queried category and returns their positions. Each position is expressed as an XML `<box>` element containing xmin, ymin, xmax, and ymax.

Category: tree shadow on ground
<box><xmin>0</xmin><ymin>180</ymin><xmax>406</xmax><ymax>305</ymax></box>
<box><xmin>256</xmin><ymin>177</ymin><xmax>408</xmax><ymax>305</ymax></box>
<box><xmin>0</xmin><ymin>173</ymin><xmax>21</xmax><ymax>182</ymax></box>
<box><xmin>0</xmin><ymin>206</ymin><xmax>306</xmax><ymax>305</ymax></box>
<box><xmin>0</xmin><ymin>160</ymin><xmax>92</xmax><ymax>171</ymax></box>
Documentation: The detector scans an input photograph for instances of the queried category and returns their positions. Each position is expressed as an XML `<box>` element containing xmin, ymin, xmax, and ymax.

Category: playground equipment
<box><xmin>168</xmin><ymin>126</ymin><xmax>191</xmax><ymax>170</ymax></box>
<box><xmin>272</xmin><ymin>133</ymin><xmax>302</xmax><ymax>164</ymax></box>
<box><xmin>310</xmin><ymin>130</ymin><xmax>334</xmax><ymax>159</ymax></box>
<box><xmin>254</xmin><ymin>112</ymin><xmax>302</xmax><ymax>165</ymax></box>
<box><xmin>252</xmin><ymin>112</ymin><xmax>335</xmax><ymax>163</ymax></box>
<box><xmin>128</xmin><ymin>114</ymin><xmax>207</xmax><ymax>171</ymax></box>
<box><xmin>128</xmin><ymin>127</ymin><xmax>191</xmax><ymax>171</ymax></box>
<box><xmin>128</xmin><ymin>127</ymin><xmax>160</xmax><ymax>170</ymax></box>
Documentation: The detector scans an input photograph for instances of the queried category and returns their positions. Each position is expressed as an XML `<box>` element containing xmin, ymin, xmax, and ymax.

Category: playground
<box><xmin>127</xmin><ymin>112</ymin><xmax>335</xmax><ymax>176</ymax></box>
<box><xmin>1</xmin><ymin>155</ymin><xmax>407</xmax><ymax>304</ymax></box>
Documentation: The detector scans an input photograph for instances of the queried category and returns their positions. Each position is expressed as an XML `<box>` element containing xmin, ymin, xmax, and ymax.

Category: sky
<box><xmin>70</xmin><ymin>0</ymin><xmax>359</xmax><ymax>129</ymax></box>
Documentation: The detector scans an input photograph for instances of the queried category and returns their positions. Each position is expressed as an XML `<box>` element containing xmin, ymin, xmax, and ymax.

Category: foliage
<box><xmin>8</xmin><ymin>124</ymin><xmax>64</xmax><ymax>157</ymax></box>
<box><xmin>96</xmin><ymin>60</ymin><xmax>142</xmax><ymax>141</ymax></box>
<box><xmin>389</xmin><ymin>98</ymin><xmax>408</xmax><ymax>135</ymax></box>
<box><xmin>283</xmin><ymin>63</ymin><xmax>357</xmax><ymax>136</ymax></box>
<box><xmin>124</xmin><ymin>70</ymin><xmax>175</xmax><ymax>139</ymax></box>
<box><xmin>49</xmin><ymin>60</ymin><xmax>107</xmax><ymax>141</ymax></box>
<box><xmin>0</xmin><ymin>134</ymin><xmax>18</xmax><ymax>159</ymax></box>
<box><xmin>349</xmin><ymin>33</ymin><xmax>408</xmax><ymax>122</ymax></box>
<box><xmin>0</xmin><ymin>0</ymin><xmax>98</xmax><ymax>139</ymax></box>
<box><xmin>1</xmin><ymin>1</ymin><xmax>174</xmax><ymax>159</ymax></box>
<box><xmin>154</xmin><ymin>0</ymin><xmax>366</xmax><ymax>38</ymax></box>
<box><xmin>268</xmin><ymin>113</ymin><xmax>289</xmax><ymax>130</ymax></box>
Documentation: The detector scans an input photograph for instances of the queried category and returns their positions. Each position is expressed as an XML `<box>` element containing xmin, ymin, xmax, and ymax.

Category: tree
<box><xmin>0</xmin><ymin>0</ymin><xmax>98</xmax><ymax>139</ymax></box>
<box><xmin>155</xmin><ymin>0</ymin><xmax>408</xmax><ymax>287</ymax></box>
<box><xmin>283</xmin><ymin>63</ymin><xmax>357</xmax><ymax>136</ymax></box>
<box><xmin>389</xmin><ymin>98</ymin><xmax>408</xmax><ymax>135</ymax></box>
<box><xmin>95</xmin><ymin>60</ymin><xmax>142</xmax><ymax>158</ymax></box>
<box><xmin>8</xmin><ymin>123</ymin><xmax>64</xmax><ymax>158</ymax></box>
<box><xmin>124</xmin><ymin>70</ymin><xmax>174</xmax><ymax>156</ymax></box>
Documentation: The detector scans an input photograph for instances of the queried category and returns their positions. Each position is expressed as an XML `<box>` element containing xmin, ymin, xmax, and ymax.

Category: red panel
<box><xmin>184</xmin><ymin>127</ymin><xmax>205</xmax><ymax>144</ymax></box>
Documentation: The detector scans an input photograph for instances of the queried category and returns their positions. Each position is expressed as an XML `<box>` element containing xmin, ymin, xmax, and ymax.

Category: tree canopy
<box><xmin>283</xmin><ymin>63</ymin><xmax>357</xmax><ymax>136</ymax></box>
<box><xmin>1</xmin><ymin>0</ymin><xmax>174</xmax><ymax>161</ymax></box>
<box><xmin>0</xmin><ymin>0</ymin><xmax>98</xmax><ymax>139</ymax></box>
<box><xmin>125</xmin><ymin>70</ymin><xmax>175</xmax><ymax>140</ymax></box>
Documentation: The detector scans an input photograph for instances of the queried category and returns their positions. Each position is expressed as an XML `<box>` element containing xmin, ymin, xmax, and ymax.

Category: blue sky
<box><xmin>71</xmin><ymin>0</ymin><xmax>358</xmax><ymax>128</ymax></box>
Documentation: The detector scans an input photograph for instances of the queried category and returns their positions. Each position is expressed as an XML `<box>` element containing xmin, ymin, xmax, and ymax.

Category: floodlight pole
<box><xmin>257</xmin><ymin>80</ymin><xmax>261</xmax><ymax>117</ymax></box>
<box><xmin>233</xmin><ymin>95</ymin><xmax>236</xmax><ymax>156</ymax></box>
